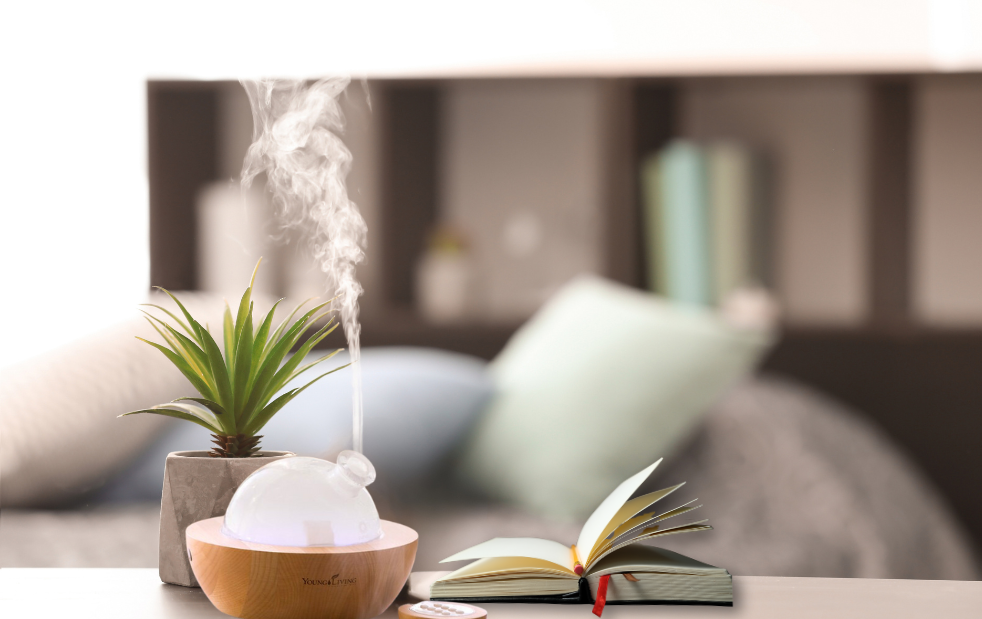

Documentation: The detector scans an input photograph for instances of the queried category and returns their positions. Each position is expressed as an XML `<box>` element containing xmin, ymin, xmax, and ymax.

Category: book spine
<box><xmin>578</xmin><ymin>577</ymin><xmax>594</xmax><ymax>604</ymax></box>
<box><xmin>658</xmin><ymin>141</ymin><xmax>712</xmax><ymax>306</ymax></box>
<box><xmin>707</xmin><ymin>142</ymin><xmax>754</xmax><ymax>301</ymax></box>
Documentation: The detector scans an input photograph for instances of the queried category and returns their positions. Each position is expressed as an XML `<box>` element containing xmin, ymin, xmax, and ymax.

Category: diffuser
<box><xmin>187</xmin><ymin>452</ymin><xmax>418</xmax><ymax>619</ymax></box>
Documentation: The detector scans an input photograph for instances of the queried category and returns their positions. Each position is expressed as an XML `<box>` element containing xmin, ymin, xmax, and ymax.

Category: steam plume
<box><xmin>240</xmin><ymin>77</ymin><xmax>368</xmax><ymax>453</ymax></box>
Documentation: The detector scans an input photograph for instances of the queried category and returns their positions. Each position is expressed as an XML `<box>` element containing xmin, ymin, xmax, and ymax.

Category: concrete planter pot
<box><xmin>159</xmin><ymin>450</ymin><xmax>294</xmax><ymax>587</ymax></box>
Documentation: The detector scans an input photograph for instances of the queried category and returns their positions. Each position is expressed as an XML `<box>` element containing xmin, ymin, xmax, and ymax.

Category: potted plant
<box><xmin>123</xmin><ymin>260</ymin><xmax>348</xmax><ymax>586</ymax></box>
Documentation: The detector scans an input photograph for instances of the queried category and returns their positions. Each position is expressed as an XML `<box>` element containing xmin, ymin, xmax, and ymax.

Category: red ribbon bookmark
<box><xmin>592</xmin><ymin>574</ymin><xmax>611</xmax><ymax>617</ymax></box>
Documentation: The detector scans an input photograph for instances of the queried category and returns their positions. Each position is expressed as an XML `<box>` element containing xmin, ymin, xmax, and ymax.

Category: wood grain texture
<box><xmin>187</xmin><ymin>518</ymin><xmax>418</xmax><ymax>619</ymax></box>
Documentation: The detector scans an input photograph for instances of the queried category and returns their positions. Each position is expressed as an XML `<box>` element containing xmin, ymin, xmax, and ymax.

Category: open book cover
<box><xmin>432</xmin><ymin>460</ymin><xmax>732</xmax><ymax>610</ymax></box>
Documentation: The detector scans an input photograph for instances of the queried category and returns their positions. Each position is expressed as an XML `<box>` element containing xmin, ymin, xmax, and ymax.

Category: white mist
<box><xmin>240</xmin><ymin>77</ymin><xmax>368</xmax><ymax>453</ymax></box>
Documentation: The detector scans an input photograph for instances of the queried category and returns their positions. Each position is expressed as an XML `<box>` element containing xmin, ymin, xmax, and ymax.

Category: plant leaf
<box><xmin>233</xmin><ymin>302</ymin><xmax>255</xmax><ymax>421</ymax></box>
<box><xmin>173</xmin><ymin>397</ymin><xmax>228</xmax><ymax>417</ymax></box>
<box><xmin>142</xmin><ymin>312</ymin><xmax>213</xmax><ymax>385</ymax></box>
<box><xmin>120</xmin><ymin>406</ymin><xmax>222</xmax><ymax>434</ymax></box>
<box><xmin>267</xmin><ymin>297</ymin><xmax>316</xmax><ymax>349</ymax></box>
<box><xmin>135</xmin><ymin>337</ymin><xmax>216</xmax><ymax>401</ymax></box>
<box><xmin>250</xmin><ymin>303</ymin><xmax>331</xmax><ymax>387</ymax></box>
<box><xmin>197</xmin><ymin>322</ymin><xmax>235</xmax><ymax>426</ymax></box>
<box><xmin>245</xmin><ymin>364</ymin><xmax>347</xmax><ymax>435</ymax></box>
<box><xmin>268</xmin><ymin>321</ymin><xmax>340</xmax><ymax>396</ymax></box>
<box><xmin>154</xmin><ymin>287</ymin><xmax>205</xmax><ymax>345</ymax></box>
<box><xmin>251</xmin><ymin>298</ymin><xmax>283</xmax><ymax>379</ymax></box>
<box><xmin>143</xmin><ymin>320</ymin><xmax>213</xmax><ymax>395</ymax></box>
<box><xmin>285</xmin><ymin>348</ymin><xmax>344</xmax><ymax>385</ymax></box>
<box><xmin>240</xmin><ymin>304</ymin><xmax>332</xmax><ymax>423</ymax></box>
<box><xmin>164</xmin><ymin>401</ymin><xmax>226</xmax><ymax>430</ymax></box>
<box><xmin>277</xmin><ymin>304</ymin><xmax>333</xmax><ymax>349</ymax></box>
<box><xmin>129</xmin><ymin>263</ymin><xmax>349</xmax><ymax>440</ymax></box>
<box><xmin>223</xmin><ymin>302</ymin><xmax>236</xmax><ymax>374</ymax></box>
<box><xmin>140</xmin><ymin>303</ymin><xmax>194</xmax><ymax>338</ymax></box>
<box><xmin>234</xmin><ymin>258</ymin><xmax>262</xmax><ymax>346</ymax></box>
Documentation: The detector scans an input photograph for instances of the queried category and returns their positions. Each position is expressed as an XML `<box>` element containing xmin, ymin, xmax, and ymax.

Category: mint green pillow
<box><xmin>459</xmin><ymin>277</ymin><xmax>774</xmax><ymax>519</ymax></box>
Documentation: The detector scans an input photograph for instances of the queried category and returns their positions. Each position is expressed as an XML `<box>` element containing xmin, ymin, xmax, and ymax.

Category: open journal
<box><xmin>432</xmin><ymin>460</ymin><xmax>732</xmax><ymax>612</ymax></box>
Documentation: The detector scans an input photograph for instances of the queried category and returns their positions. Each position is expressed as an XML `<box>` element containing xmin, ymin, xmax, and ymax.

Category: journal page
<box><xmin>575</xmin><ymin>459</ymin><xmax>663</xmax><ymax>562</ymax></box>
<box><xmin>441</xmin><ymin>537</ymin><xmax>575</xmax><ymax>573</ymax></box>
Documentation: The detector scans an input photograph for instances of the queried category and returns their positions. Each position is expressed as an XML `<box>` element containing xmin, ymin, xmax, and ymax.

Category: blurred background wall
<box><xmin>5</xmin><ymin>0</ymin><xmax>982</xmax><ymax>563</ymax></box>
<box><xmin>143</xmin><ymin>72</ymin><xmax>982</xmax><ymax>554</ymax></box>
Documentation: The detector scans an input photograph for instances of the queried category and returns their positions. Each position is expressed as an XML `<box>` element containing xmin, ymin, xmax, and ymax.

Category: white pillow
<box><xmin>459</xmin><ymin>276</ymin><xmax>774</xmax><ymax>519</ymax></box>
<box><xmin>0</xmin><ymin>293</ymin><xmax>229</xmax><ymax>507</ymax></box>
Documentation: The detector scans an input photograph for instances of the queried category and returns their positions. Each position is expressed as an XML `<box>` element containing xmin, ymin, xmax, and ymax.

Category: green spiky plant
<box><xmin>121</xmin><ymin>259</ymin><xmax>347</xmax><ymax>457</ymax></box>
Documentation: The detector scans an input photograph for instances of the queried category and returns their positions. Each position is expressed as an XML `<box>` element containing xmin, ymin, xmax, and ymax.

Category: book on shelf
<box><xmin>707</xmin><ymin>142</ymin><xmax>771</xmax><ymax>301</ymax></box>
<box><xmin>642</xmin><ymin>141</ymin><xmax>712</xmax><ymax>305</ymax></box>
<box><xmin>641</xmin><ymin>139</ymin><xmax>770</xmax><ymax>307</ymax></box>
<box><xmin>431</xmin><ymin>460</ymin><xmax>732</xmax><ymax>612</ymax></box>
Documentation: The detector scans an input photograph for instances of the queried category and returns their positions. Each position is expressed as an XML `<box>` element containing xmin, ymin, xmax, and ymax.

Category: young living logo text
<box><xmin>302</xmin><ymin>574</ymin><xmax>357</xmax><ymax>586</ymax></box>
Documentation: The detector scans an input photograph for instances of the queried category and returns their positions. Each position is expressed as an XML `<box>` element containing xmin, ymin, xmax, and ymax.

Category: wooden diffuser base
<box><xmin>187</xmin><ymin>517</ymin><xmax>418</xmax><ymax>619</ymax></box>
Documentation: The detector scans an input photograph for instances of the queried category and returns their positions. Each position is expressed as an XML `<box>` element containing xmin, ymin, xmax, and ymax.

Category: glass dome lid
<box><xmin>222</xmin><ymin>452</ymin><xmax>381</xmax><ymax>547</ymax></box>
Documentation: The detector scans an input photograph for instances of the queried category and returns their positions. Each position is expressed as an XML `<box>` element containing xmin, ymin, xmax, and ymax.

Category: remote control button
<box><xmin>402</xmin><ymin>602</ymin><xmax>486</xmax><ymax>619</ymax></box>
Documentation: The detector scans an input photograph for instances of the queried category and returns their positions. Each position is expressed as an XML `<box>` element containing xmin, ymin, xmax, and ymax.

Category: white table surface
<box><xmin>1</xmin><ymin>569</ymin><xmax>980</xmax><ymax>619</ymax></box>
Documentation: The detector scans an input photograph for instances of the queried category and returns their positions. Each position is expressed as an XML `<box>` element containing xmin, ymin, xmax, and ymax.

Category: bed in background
<box><xmin>3</xmin><ymin>371</ymin><xmax>978</xmax><ymax>579</ymax></box>
<box><xmin>2</xmin><ymin>282</ymin><xmax>978</xmax><ymax>579</ymax></box>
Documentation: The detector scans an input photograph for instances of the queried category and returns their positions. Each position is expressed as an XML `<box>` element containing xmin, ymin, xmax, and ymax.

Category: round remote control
<box><xmin>398</xmin><ymin>601</ymin><xmax>487</xmax><ymax>619</ymax></box>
